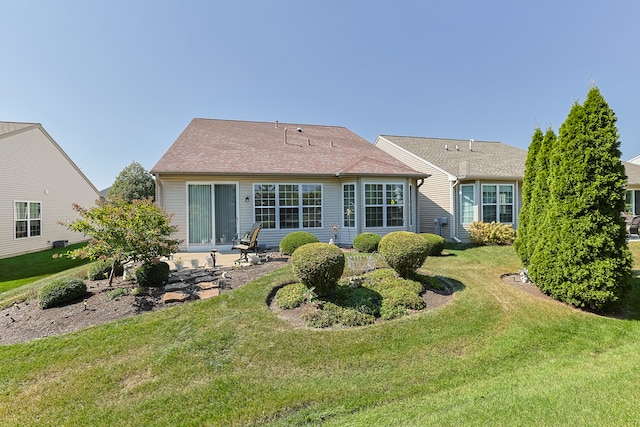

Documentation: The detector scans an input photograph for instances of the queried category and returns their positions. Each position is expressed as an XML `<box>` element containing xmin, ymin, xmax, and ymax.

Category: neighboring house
<box><xmin>151</xmin><ymin>119</ymin><xmax>427</xmax><ymax>251</ymax></box>
<box><xmin>629</xmin><ymin>154</ymin><xmax>640</xmax><ymax>165</ymax></box>
<box><xmin>0</xmin><ymin>122</ymin><xmax>102</xmax><ymax>259</ymax></box>
<box><xmin>375</xmin><ymin>135</ymin><xmax>527</xmax><ymax>242</ymax></box>
<box><xmin>624</xmin><ymin>161</ymin><xmax>640</xmax><ymax>215</ymax></box>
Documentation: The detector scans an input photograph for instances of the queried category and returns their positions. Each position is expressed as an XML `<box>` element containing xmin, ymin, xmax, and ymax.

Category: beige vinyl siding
<box><xmin>375</xmin><ymin>137</ymin><xmax>451</xmax><ymax>238</ymax></box>
<box><xmin>0</xmin><ymin>126</ymin><xmax>101</xmax><ymax>259</ymax></box>
<box><xmin>456</xmin><ymin>180</ymin><xmax>521</xmax><ymax>243</ymax></box>
<box><xmin>157</xmin><ymin>174</ymin><xmax>415</xmax><ymax>251</ymax></box>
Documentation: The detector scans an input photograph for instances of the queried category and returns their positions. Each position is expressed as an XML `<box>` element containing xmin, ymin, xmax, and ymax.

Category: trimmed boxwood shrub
<box><xmin>279</xmin><ymin>231</ymin><xmax>319</xmax><ymax>255</ymax></box>
<box><xmin>378</xmin><ymin>231</ymin><xmax>430</xmax><ymax>278</ymax></box>
<box><xmin>353</xmin><ymin>232</ymin><xmax>381</xmax><ymax>253</ymax></box>
<box><xmin>39</xmin><ymin>277</ymin><xmax>87</xmax><ymax>309</ymax></box>
<box><xmin>291</xmin><ymin>242</ymin><xmax>345</xmax><ymax>297</ymax></box>
<box><xmin>87</xmin><ymin>259</ymin><xmax>124</xmax><ymax>280</ymax></box>
<box><xmin>420</xmin><ymin>233</ymin><xmax>445</xmax><ymax>256</ymax></box>
<box><xmin>275</xmin><ymin>283</ymin><xmax>308</xmax><ymax>309</ymax></box>
<box><xmin>135</xmin><ymin>260</ymin><xmax>170</xmax><ymax>287</ymax></box>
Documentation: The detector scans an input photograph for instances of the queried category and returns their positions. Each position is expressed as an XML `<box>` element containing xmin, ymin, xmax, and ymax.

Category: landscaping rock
<box><xmin>162</xmin><ymin>292</ymin><xmax>189</xmax><ymax>303</ymax></box>
<box><xmin>196</xmin><ymin>289</ymin><xmax>220</xmax><ymax>300</ymax></box>
<box><xmin>198</xmin><ymin>281</ymin><xmax>218</xmax><ymax>290</ymax></box>
<box><xmin>164</xmin><ymin>282</ymin><xmax>190</xmax><ymax>292</ymax></box>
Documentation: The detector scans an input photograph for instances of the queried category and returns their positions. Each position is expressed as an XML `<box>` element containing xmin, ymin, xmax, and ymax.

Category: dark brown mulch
<box><xmin>0</xmin><ymin>258</ymin><xmax>288</xmax><ymax>346</ymax></box>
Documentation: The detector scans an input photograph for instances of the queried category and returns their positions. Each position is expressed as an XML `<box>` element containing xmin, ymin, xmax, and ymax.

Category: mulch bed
<box><xmin>0</xmin><ymin>257</ymin><xmax>288</xmax><ymax>346</ymax></box>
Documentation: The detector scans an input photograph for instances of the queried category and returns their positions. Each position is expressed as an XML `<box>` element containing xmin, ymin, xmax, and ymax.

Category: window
<box><xmin>254</xmin><ymin>184</ymin><xmax>276</xmax><ymax>229</ymax></box>
<box><xmin>364</xmin><ymin>183</ymin><xmax>404</xmax><ymax>228</ymax></box>
<box><xmin>254</xmin><ymin>183</ymin><xmax>322</xmax><ymax>229</ymax></box>
<box><xmin>460</xmin><ymin>185</ymin><xmax>475</xmax><ymax>224</ymax></box>
<box><xmin>302</xmin><ymin>184</ymin><xmax>322</xmax><ymax>228</ymax></box>
<box><xmin>626</xmin><ymin>190</ymin><xmax>640</xmax><ymax>215</ymax></box>
<box><xmin>343</xmin><ymin>184</ymin><xmax>356</xmax><ymax>228</ymax></box>
<box><xmin>482</xmin><ymin>185</ymin><xmax>513</xmax><ymax>223</ymax></box>
<box><xmin>15</xmin><ymin>201</ymin><xmax>41</xmax><ymax>239</ymax></box>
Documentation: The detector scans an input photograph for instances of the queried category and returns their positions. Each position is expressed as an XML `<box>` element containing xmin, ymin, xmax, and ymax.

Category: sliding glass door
<box><xmin>188</xmin><ymin>183</ymin><xmax>237</xmax><ymax>248</ymax></box>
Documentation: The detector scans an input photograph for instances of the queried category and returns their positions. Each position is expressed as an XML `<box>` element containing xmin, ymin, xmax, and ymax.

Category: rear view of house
<box><xmin>151</xmin><ymin>119</ymin><xmax>427</xmax><ymax>251</ymax></box>
<box><xmin>0</xmin><ymin>122</ymin><xmax>102</xmax><ymax>258</ymax></box>
<box><xmin>375</xmin><ymin>135</ymin><xmax>527</xmax><ymax>242</ymax></box>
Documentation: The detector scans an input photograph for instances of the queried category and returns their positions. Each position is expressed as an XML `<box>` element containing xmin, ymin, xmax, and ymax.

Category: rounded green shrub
<box><xmin>87</xmin><ymin>259</ymin><xmax>124</xmax><ymax>280</ymax></box>
<box><xmin>39</xmin><ymin>277</ymin><xmax>87</xmax><ymax>309</ymax></box>
<box><xmin>135</xmin><ymin>260</ymin><xmax>170</xmax><ymax>287</ymax></box>
<box><xmin>275</xmin><ymin>283</ymin><xmax>308</xmax><ymax>309</ymax></box>
<box><xmin>420</xmin><ymin>233</ymin><xmax>445</xmax><ymax>256</ymax></box>
<box><xmin>353</xmin><ymin>232</ymin><xmax>381</xmax><ymax>253</ymax></box>
<box><xmin>378</xmin><ymin>231</ymin><xmax>430</xmax><ymax>278</ymax></box>
<box><xmin>279</xmin><ymin>231</ymin><xmax>319</xmax><ymax>255</ymax></box>
<box><xmin>291</xmin><ymin>242</ymin><xmax>345</xmax><ymax>297</ymax></box>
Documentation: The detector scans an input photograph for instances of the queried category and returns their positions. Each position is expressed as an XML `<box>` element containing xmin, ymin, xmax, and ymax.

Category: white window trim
<box><xmin>481</xmin><ymin>183</ymin><xmax>515</xmax><ymax>224</ymax></box>
<box><xmin>14</xmin><ymin>200</ymin><xmax>42</xmax><ymax>239</ymax></box>
<box><xmin>342</xmin><ymin>182</ymin><xmax>358</xmax><ymax>230</ymax></box>
<box><xmin>252</xmin><ymin>183</ymin><xmax>324</xmax><ymax>230</ymax></box>
<box><xmin>363</xmin><ymin>181</ymin><xmax>405</xmax><ymax>228</ymax></box>
<box><xmin>460</xmin><ymin>184</ymin><xmax>475</xmax><ymax>225</ymax></box>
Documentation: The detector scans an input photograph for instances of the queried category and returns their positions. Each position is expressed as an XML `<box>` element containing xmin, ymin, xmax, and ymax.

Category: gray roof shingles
<box><xmin>380</xmin><ymin>135</ymin><xmax>528</xmax><ymax>180</ymax></box>
<box><xmin>152</xmin><ymin>119</ymin><xmax>425</xmax><ymax>178</ymax></box>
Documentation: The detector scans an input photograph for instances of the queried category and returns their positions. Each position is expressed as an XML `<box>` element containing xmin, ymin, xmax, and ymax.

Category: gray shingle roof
<box><xmin>152</xmin><ymin>119</ymin><xmax>426</xmax><ymax>178</ymax></box>
<box><xmin>379</xmin><ymin>135</ymin><xmax>527</xmax><ymax>180</ymax></box>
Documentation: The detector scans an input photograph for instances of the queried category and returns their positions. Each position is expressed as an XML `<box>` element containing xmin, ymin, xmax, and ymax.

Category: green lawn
<box><xmin>0</xmin><ymin>243</ymin><xmax>91</xmax><ymax>293</ymax></box>
<box><xmin>1</xmin><ymin>243</ymin><xmax>639</xmax><ymax>426</ymax></box>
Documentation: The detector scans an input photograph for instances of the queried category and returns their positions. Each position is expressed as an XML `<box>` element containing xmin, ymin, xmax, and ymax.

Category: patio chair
<box><xmin>233</xmin><ymin>222</ymin><xmax>262</xmax><ymax>261</ymax></box>
<box><xmin>629</xmin><ymin>216</ymin><xmax>640</xmax><ymax>236</ymax></box>
<box><xmin>234</xmin><ymin>222</ymin><xmax>262</xmax><ymax>245</ymax></box>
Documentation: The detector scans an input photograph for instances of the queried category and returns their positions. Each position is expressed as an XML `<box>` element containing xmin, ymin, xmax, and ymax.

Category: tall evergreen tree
<box><xmin>522</xmin><ymin>128</ymin><xmax>557</xmax><ymax>267</ymax></box>
<box><xmin>107</xmin><ymin>161</ymin><xmax>156</xmax><ymax>202</ymax></box>
<box><xmin>514</xmin><ymin>127</ymin><xmax>544</xmax><ymax>266</ymax></box>
<box><xmin>528</xmin><ymin>87</ymin><xmax>632</xmax><ymax>310</ymax></box>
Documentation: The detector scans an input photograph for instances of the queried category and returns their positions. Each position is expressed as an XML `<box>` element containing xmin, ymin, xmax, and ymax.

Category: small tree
<box><xmin>57</xmin><ymin>198</ymin><xmax>181</xmax><ymax>284</ymax></box>
<box><xmin>107</xmin><ymin>161</ymin><xmax>155</xmax><ymax>202</ymax></box>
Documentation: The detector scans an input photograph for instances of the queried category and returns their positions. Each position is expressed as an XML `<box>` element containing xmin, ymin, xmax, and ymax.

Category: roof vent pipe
<box><xmin>275</xmin><ymin>120</ymin><xmax>279</xmax><ymax>128</ymax></box>
<box><xmin>456</xmin><ymin>145</ymin><xmax>459</xmax><ymax>151</ymax></box>
<box><xmin>307</xmin><ymin>138</ymin><xmax>311</xmax><ymax>146</ymax></box>
<box><xmin>445</xmin><ymin>144</ymin><xmax>448</xmax><ymax>151</ymax></box>
<box><xmin>330</xmin><ymin>140</ymin><xmax>335</xmax><ymax>147</ymax></box>
<box><xmin>284</xmin><ymin>127</ymin><xmax>288</xmax><ymax>145</ymax></box>
<box><xmin>469</xmin><ymin>139</ymin><xmax>474</xmax><ymax>151</ymax></box>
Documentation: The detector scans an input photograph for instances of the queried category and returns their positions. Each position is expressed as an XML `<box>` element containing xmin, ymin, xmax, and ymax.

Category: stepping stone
<box><xmin>162</xmin><ymin>291</ymin><xmax>189</xmax><ymax>303</ymax></box>
<box><xmin>194</xmin><ymin>275</ymin><xmax>217</xmax><ymax>284</ymax></box>
<box><xmin>196</xmin><ymin>289</ymin><xmax>219</xmax><ymax>300</ymax></box>
<box><xmin>165</xmin><ymin>282</ymin><xmax>190</xmax><ymax>292</ymax></box>
<box><xmin>198</xmin><ymin>281</ymin><xmax>218</xmax><ymax>290</ymax></box>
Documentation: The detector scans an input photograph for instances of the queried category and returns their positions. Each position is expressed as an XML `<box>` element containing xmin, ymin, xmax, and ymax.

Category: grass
<box><xmin>0</xmin><ymin>243</ymin><xmax>639</xmax><ymax>425</ymax></box>
<box><xmin>0</xmin><ymin>243</ymin><xmax>91</xmax><ymax>294</ymax></box>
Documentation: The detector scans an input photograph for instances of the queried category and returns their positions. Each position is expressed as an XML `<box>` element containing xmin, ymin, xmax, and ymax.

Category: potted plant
<box><xmin>190</xmin><ymin>259</ymin><xmax>199</xmax><ymax>268</ymax></box>
<box><xmin>174</xmin><ymin>257</ymin><xmax>184</xmax><ymax>271</ymax></box>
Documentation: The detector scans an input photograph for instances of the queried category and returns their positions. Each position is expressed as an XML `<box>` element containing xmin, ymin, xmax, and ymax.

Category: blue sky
<box><xmin>2</xmin><ymin>1</ymin><xmax>639</xmax><ymax>190</ymax></box>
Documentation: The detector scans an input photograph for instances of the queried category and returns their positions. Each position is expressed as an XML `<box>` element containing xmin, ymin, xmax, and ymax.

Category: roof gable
<box><xmin>0</xmin><ymin>121</ymin><xmax>38</xmax><ymax>137</ymax></box>
<box><xmin>152</xmin><ymin>119</ymin><xmax>425</xmax><ymax>178</ymax></box>
<box><xmin>624</xmin><ymin>161</ymin><xmax>640</xmax><ymax>186</ymax></box>
<box><xmin>379</xmin><ymin>135</ymin><xmax>527</xmax><ymax>180</ymax></box>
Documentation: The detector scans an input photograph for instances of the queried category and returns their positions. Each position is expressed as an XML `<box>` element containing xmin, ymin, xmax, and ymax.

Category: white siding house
<box><xmin>151</xmin><ymin>119</ymin><xmax>427</xmax><ymax>251</ymax></box>
<box><xmin>0</xmin><ymin>122</ymin><xmax>102</xmax><ymax>259</ymax></box>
